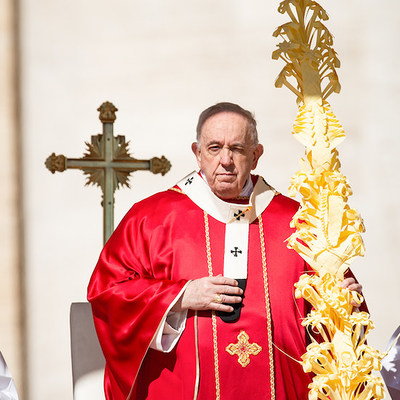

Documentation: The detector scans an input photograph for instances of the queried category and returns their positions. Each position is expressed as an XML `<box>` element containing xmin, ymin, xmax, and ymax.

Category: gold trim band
<box><xmin>258</xmin><ymin>215</ymin><xmax>276</xmax><ymax>399</ymax></box>
<box><xmin>204</xmin><ymin>211</ymin><xmax>221</xmax><ymax>400</ymax></box>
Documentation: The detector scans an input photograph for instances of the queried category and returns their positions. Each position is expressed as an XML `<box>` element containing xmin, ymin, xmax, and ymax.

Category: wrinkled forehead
<box><xmin>199</xmin><ymin>112</ymin><xmax>251</xmax><ymax>143</ymax></box>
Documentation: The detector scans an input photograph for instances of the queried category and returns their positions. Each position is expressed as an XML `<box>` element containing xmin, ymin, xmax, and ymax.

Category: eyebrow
<box><xmin>205</xmin><ymin>140</ymin><xmax>222</xmax><ymax>146</ymax></box>
<box><xmin>205</xmin><ymin>140</ymin><xmax>246</xmax><ymax>147</ymax></box>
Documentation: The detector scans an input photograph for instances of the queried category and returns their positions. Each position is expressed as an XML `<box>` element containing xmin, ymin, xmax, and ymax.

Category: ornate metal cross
<box><xmin>45</xmin><ymin>101</ymin><xmax>171</xmax><ymax>244</ymax></box>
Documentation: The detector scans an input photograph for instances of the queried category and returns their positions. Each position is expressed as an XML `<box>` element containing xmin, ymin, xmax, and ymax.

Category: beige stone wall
<box><xmin>0</xmin><ymin>0</ymin><xmax>23</xmax><ymax>394</ymax></box>
<box><xmin>17</xmin><ymin>0</ymin><xmax>400</xmax><ymax>399</ymax></box>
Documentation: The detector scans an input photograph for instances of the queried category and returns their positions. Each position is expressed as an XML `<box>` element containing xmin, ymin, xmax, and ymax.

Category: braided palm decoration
<box><xmin>273</xmin><ymin>1</ymin><xmax>386</xmax><ymax>399</ymax></box>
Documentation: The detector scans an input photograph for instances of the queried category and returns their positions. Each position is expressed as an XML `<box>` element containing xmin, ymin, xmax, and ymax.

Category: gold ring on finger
<box><xmin>213</xmin><ymin>294</ymin><xmax>223</xmax><ymax>304</ymax></box>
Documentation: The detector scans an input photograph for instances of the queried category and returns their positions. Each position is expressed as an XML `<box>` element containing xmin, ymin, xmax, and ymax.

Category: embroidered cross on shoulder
<box><xmin>185</xmin><ymin>177</ymin><xmax>194</xmax><ymax>185</ymax></box>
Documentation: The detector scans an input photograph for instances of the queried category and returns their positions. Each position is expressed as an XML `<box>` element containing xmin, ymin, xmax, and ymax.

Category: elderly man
<box><xmin>88</xmin><ymin>102</ymin><xmax>362</xmax><ymax>400</ymax></box>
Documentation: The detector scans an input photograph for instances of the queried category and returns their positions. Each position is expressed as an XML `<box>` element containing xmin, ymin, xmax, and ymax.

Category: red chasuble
<box><xmin>88</xmin><ymin>174</ymin><xmax>313</xmax><ymax>400</ymax></box>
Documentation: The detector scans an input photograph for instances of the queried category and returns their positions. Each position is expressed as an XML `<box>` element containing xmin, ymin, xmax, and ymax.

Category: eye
<box><xmin>208</xmin><ymin>145</ymin><xmax>221</xmax><ymax>154</ymax></box>
<box><xmin>230</xmin><ymin>146</ymin><xmax>246</xmax><ymax>154</ymax></box>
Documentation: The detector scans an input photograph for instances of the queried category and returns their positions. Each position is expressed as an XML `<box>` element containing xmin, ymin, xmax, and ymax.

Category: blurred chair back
<box><xmin>70</xmin><ymin>302</ymin><xmax>105</xmax><ymax>400</ymax></box>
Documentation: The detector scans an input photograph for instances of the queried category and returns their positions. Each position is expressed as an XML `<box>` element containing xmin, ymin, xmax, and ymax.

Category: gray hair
<box><xmin>196</xmin><ymin>102</ymin><xmax>259</xmax><ymax>146</ymax></box>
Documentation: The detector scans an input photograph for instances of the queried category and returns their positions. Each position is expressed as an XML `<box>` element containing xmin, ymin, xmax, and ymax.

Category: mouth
<box><xmin>216</xmin><ymin>173</ymin><xmax>237</xmax><ymax>181</ymax></box>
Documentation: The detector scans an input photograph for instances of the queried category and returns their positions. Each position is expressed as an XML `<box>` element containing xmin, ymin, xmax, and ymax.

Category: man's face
<box><xmin>192</xmin><ymin>111</ymin><xmax>264</xmax><ymax>199</ymax></box>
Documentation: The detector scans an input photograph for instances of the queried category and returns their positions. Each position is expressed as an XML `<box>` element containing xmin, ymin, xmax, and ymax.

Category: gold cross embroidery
<box><xmin>226</xmin><ymin>331</ymin><xmax>262</xmax><ymax>367</ymax></box>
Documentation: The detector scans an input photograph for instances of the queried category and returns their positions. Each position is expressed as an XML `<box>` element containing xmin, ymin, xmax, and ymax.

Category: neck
<box><xmin>199</xmin><ymin>171</ymin><xmax>254</xmax><ymax>199</ymax></box>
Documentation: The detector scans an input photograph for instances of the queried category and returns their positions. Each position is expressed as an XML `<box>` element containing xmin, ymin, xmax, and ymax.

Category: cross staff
<box><xmin>45</xmin><ymin>101</ymin><xmax>171</xmax><ymax>244</ymax></box>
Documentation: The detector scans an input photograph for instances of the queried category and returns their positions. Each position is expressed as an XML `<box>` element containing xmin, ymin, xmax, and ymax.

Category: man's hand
<box><xmin>172</xmin><ymin>275</ymin><xmax>243</xmax><ymax>313</ymax></box>
<box><xmin>341</xmin><ymin>277</ymin><xmax>363</xmax><ymax>307</ymax></box>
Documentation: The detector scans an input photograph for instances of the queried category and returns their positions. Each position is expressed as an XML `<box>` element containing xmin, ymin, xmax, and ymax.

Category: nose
<box><xmin>219</xmin><ymin>147</ymin><xmax>233</xmax><ymax>167</ymax></box>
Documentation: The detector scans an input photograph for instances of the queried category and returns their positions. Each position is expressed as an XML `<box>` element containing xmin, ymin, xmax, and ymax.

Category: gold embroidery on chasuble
<box><xmin>168</xmin><ymin>187</ymin><xmax>184</xmax><ymax>194</ymax></box>
<box><xmin>226</xmin><ymin>331</ymin><xmax>262</xmax><ymax>367</ymax></box>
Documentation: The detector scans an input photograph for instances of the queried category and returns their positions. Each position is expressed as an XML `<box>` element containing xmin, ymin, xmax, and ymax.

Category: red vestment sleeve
<box><xmin>87</xmin><ymin>195</ymin><xmax>188</xmax><ymax>400</ymax></box>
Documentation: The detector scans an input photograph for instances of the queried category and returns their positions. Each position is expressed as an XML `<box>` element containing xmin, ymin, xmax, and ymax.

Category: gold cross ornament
<box><xmin>226</xmin><ymin>331</ymin><xmax>262</xmax><ymax>367</ymax></box>
<box><xmin>45</xmin><ymin>102</ymin><xmax>171</xmax><ymax>244</ymax></box>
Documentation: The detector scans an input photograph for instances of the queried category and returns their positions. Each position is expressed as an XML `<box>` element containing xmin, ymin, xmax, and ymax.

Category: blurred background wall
<box><xmin>1</xmin><ymin>0</ymin><xmax>399</xmax><ymax>398</ymax></box>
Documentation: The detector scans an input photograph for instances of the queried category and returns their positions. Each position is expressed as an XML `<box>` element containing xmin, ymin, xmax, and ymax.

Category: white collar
<box><xmin>177</xmin><ymin>171</ymin><xmax>275</xmax><ymax>224</ymax></box>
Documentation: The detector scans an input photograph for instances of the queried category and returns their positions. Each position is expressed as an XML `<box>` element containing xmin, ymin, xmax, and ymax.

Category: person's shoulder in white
<box><xmin>0</xmin><ymin>352</ymin><xmax>19</xmax><ymax>400</ymax></box>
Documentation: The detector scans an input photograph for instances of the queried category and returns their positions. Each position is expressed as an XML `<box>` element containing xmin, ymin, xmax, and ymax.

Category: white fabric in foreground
<box><xmin>0</xmin><ymin>352</ymin><xmax>19</xmax><ymax>400</ymax></box>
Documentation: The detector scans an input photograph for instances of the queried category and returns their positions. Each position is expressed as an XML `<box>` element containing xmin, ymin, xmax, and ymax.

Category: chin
<box><xmin>213</xmin><ymin>185</ymin><xmax>240</xmax><ymax>199</ymax></box>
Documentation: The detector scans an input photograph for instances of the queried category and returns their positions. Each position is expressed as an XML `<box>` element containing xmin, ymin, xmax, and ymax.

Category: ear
<box><xmin>251</xmin><ymin>144</ymin><xmax>264</xmax><ymax>170</ymax></box>
<box><xmin>191</xmin><ymin>142</ymin><xmax>202</xmax><ymax>168</ymax></box>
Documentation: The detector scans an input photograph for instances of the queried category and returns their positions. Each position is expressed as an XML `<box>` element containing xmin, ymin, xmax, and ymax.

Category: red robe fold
<box><xmin>88</xmin><ymin>186</ymin><xmax>313</xmax><ymax>399</ymax></box>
